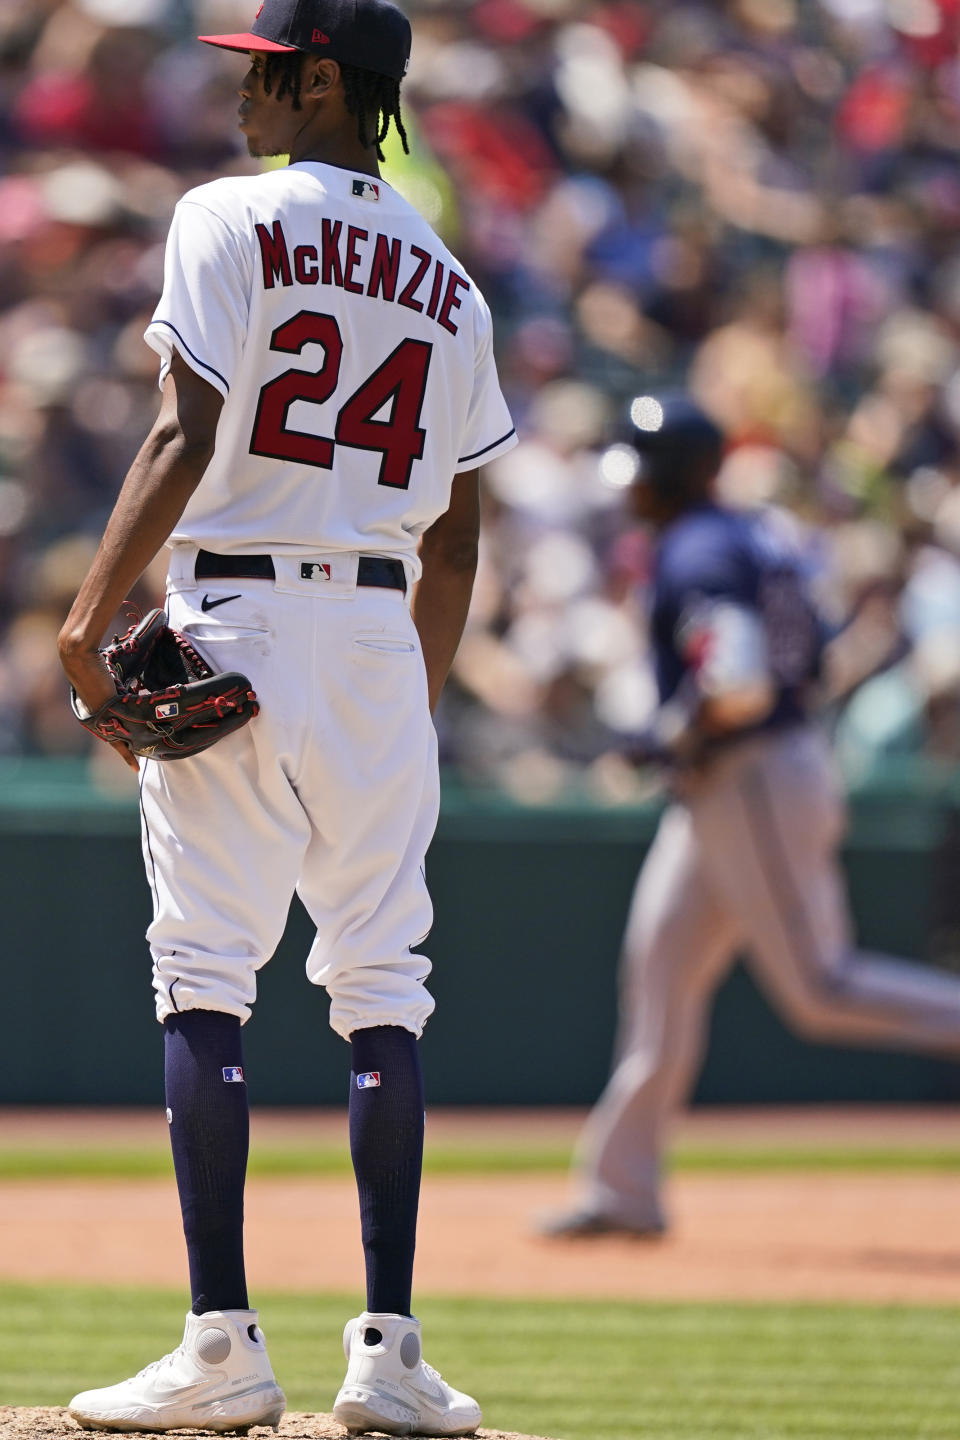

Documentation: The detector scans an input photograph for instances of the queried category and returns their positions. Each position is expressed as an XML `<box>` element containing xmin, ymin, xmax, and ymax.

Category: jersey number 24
<box><xmin>250</xmin><ymin>309</ymin><xmax>432</xmax><ymax>491</ymax></box>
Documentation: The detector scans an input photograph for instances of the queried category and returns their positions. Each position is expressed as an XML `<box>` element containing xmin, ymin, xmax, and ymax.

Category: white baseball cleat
<box><xmin>68</xmin><ymin>1307</ymin><xmax>286</xmax><ymax>1434</ymax></box>
<box><xmin>333</xmin><ymin>1311</ymin><xmax>481</xmax><ymax>1437</ymax></box>
<box><xmin>536</xmin><ymin>1207</ymin><xmax>666</xmax><ymax>1240</ymax></box>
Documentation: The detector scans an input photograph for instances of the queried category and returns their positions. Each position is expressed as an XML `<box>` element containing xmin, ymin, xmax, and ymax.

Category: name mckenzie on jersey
<box><xmin>256</xmin><ymin>220</ymin><xmax>470</xmax><ymax>336</ymax></box>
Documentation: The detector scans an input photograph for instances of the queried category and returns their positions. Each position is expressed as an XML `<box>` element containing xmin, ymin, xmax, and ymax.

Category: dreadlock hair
<box><xmin>262</xmin><ymin>54</ymin><xmax>409</xmax><ymax>163</ymax></box>
<box><xmin>263</xmin><ymin>52</ymin><xmax>304</xmax><ymax>110</ymax></box>
<box><xmin>340</xmin><ymin>62</ymin><xmax>409</xmax><ymax>162</ymax></box>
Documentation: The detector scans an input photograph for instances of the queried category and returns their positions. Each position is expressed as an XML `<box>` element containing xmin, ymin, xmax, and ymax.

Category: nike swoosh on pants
<box><xmin>201</xmin><ymin>593</ymin><xmax>242</xmax><ymax>612</ymax></box>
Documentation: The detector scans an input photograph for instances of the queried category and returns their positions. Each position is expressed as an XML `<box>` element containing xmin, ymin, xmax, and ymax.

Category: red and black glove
<box><xmin>71</xmin><ymin>609</ymin><xmax>259</xmax><ymax>761</ymax></box>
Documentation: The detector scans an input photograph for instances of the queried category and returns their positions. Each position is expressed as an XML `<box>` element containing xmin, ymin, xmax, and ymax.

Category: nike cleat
<box><xmin>68</xmin><ymin>1308</ymin><xmax>286</xmax><ymax>1434</ymax></box>
<box><xmin>333</xmin><ymin>1311</ymin><xmax>481</xmax><ymax>1436</ymax></box>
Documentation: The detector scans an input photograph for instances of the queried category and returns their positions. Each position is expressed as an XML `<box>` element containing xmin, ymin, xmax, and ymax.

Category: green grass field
<box><xmin>2</xmin><ymin>1283</ymin><xmax>958</xmax><ymax>1439</ymax></box>
<box><xmin>2</xmin><ymin>1139</ymin><xmax>960</xmax><ymax>1180</ymax></box>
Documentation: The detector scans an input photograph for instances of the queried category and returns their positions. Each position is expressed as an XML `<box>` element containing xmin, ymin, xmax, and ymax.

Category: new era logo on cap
<box><xmin>223</xmin><ymin>1066</ymin><xmax>245</xmax><ymax>1083</ymax></box>
<box><xmin>313</xmin><ymin>28</ymin><xmax>330</xmax><ymax>42</ymax></box>
<box><xmin>357</xmin><ymin>1071</ymin><xmax>381</xmax><ymax>1089</ymax></box>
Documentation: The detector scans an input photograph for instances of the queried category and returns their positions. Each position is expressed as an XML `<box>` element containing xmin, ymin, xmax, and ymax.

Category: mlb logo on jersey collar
<box><xmin>352</xmin><ymin>178</ymin><xmax>381</xmax><ymax>202</ymax></box>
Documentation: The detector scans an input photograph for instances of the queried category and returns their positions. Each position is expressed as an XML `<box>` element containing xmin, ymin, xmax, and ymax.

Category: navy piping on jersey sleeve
<box><xmin>152</xmin><ymin>320</ymin><xmax>230</xmax><ymax>394</ymax></box>
<box><xmin>458</xmin><ymin>427</ymin><xmax>516</xmax><ymax>464</ymax></box>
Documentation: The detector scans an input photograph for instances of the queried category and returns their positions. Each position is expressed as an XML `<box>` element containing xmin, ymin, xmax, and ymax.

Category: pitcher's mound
<box><xmin>0</xmin><ymin>1410</ymin><xmax>554</xmax><ymax>1440</ymax></box>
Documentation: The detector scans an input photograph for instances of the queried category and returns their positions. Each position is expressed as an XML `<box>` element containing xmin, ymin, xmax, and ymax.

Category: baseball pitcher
<box><xmin>59</xmin><ymin>1</ymin><xmax>516</xmax><ymax>1432</ymax></box>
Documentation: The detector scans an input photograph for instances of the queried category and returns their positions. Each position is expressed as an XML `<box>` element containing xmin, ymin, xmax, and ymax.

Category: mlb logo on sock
<box><xmin>222</xmin><ymin>1066</ymin><xmax>245</xmax><ymax>1083</ymax></box>
<box><xmin>357</xmin><ymin>1071</ymin><xmax>381</xmax><ymax>1089</ymax></box>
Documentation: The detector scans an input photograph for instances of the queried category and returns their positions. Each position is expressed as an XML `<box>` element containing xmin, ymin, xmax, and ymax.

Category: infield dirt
<box><xmin>0</xmin><ymin>1411</ymin><xmax>553</xmax><ymax>1440</ymax></box>
<box><xmin>2</xmin><ymin>1108</ymin><xmax>960</xmax><ymax>1304</ymax></box>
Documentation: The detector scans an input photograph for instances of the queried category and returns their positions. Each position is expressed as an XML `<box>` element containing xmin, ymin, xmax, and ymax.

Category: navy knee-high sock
<box><xmin>164</xmin><ymin>1011</ymin><xmax>249</xmax><ymax>1315</ymax></box>
<box><xmin>349</xmin><ymin>1025</ymin><xmax>424</xmax><ymax>1317</ymax></box>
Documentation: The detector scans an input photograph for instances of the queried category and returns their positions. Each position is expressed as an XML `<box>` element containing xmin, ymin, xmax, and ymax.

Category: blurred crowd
<box><xmin>4</xmin><ymin>0</ymin><xmax>960</xmax><ymax>797</ymax></box>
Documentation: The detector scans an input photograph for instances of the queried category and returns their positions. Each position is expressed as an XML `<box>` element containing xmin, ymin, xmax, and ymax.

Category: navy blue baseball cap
<box><xmin>625</xmin><ymin>394</ymin><xmax>724</xmax><ymax>462</ymax></box>
<box><xmin>199</xmin><ymin>0</ymin><xmax>411</xmax><ymax>82</ymax></box>
<box><xmin>612</xmin><ymin>393</ymin><xmax>724</xmax><ymax>498</ymax></box>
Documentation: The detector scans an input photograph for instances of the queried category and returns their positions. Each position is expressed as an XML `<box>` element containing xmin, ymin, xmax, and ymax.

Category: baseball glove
<box><xmin>71</xmin><ymin>608</ymin><xmax>259</xmax><ymax>761</ymax></box>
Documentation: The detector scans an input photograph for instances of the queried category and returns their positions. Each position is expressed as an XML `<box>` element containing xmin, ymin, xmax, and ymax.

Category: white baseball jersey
<box><xmin>145</xmin><ymin>161</ymin><xmax>517</xmax><ymax>571</ymax></box>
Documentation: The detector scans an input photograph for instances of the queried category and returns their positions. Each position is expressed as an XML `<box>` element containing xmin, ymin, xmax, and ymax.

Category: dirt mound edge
<box><xmin>0</xmin><ymin>1408</ymin><xmax>554</xmax><ymax>1440</ymax></box>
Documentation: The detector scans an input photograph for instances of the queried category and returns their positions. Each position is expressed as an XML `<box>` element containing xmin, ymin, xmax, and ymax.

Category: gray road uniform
<box><xmin>569</xmin><ymin>501</ymin><xmax>960</xmax><ymax>1233</ymax></box>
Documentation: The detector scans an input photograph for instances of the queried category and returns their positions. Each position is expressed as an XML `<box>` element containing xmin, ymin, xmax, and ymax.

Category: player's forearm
<box><xmin>58</xmin><ymin>423</ymin><xmax>213</xmax><ymax>660</ymax></box>
<box><xmin>698</xmin><ymin>687</ymin><xmax>775</xmax><ymax>733</ymax></box>
<box><xmin>411</xmin><ymin>542</ymin><xmax>478</xmax><ymax>714</ymax></box>
<box><xmin>632</xmin><ymin>675</ymin><xmax>773</xmax><ymax>769</ymax></box>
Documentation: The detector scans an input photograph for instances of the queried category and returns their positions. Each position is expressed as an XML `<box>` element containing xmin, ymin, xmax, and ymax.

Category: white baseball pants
<box><xmin>574</xmin><ymin>725</ymin><xmax>960</xmax><ymax>1229</ymax></box>
<box><xmin>139</xmin><ymin>546</ymin><xmax>438</xmax><ymax>1040</ymax></box>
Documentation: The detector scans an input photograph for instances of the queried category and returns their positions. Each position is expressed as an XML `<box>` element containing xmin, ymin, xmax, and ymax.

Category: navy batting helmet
<box><xmin>601</xmin><ymin>393</ymin><xmax>724</xmax><ymax>500</ymax></box>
